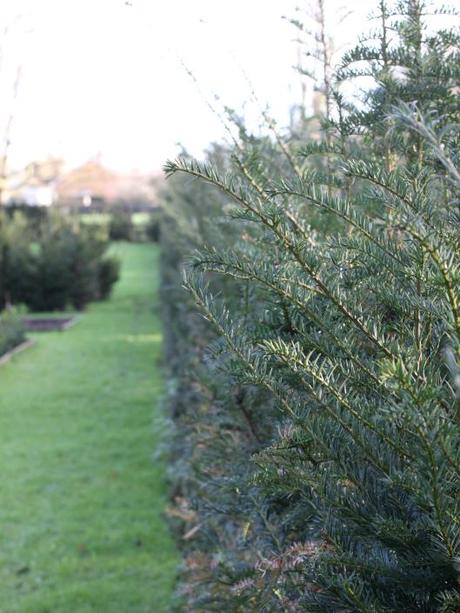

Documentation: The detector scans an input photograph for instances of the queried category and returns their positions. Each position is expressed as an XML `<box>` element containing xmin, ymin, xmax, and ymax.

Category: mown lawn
<box><xmin>0</xmin><ymin>243</ymin><xmax>178</xmax><ymax>612</ymax></box>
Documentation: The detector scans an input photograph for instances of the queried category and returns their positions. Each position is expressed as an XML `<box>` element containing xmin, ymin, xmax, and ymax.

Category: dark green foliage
<box><xmin>4</xmin><ymin>203</ymin><xmax>49</xmax><ymax>229</ymax></box>
<box><xmin>0</xmin><ymin>213</ymin><xmax>34</xmax><ymax>311</ymax></box>
<box><xmin>161</xmin><ymin>1</ymin><xmax>460</xmax><ymax>610</ymax></box>
<box><xmin>97</xmin><ymin>256</ymin><xmax>121</xmax><ymax>300</ymax></box>
<box><xmin>145</xmin><ymin>210</ymin><xmax>161</xmax><ymax>242</ymax></box>
<box><xmin>0</xmin><ymin>309</ymin><xmax>26</xmax><ymax>357</ymax></box>
<box><xmin>334</xmin><ymin>0</ymin><xmax>460</xmax><ymax>167</ymax></box>
<box><xmin>0</xmin><ymin>212</ymin><xmax>120</xmax><ymax>312</ymax></box>
<box><xmin>109</xmin><ymin>210</ymin><xmax>134</xmax><ymax>241</ymax></box>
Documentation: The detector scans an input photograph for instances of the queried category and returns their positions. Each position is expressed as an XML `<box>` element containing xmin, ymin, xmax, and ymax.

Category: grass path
<box><xmin>0</xmin><ymin>243</ymin><xmax>178</xmax><ymax>612</ymax></box>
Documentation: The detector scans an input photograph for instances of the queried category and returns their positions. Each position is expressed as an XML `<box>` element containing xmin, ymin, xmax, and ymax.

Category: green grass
<box><xmin>0</xmin><ymin>243</ymin><xmax>178</xmax><ymax>612</ymax></box>
<box><xmin>79</xmin><ymin>213</ymin><xmax>150</xmax><ymax>227</ymax></box>
<box><xmin>79</xmin><ymin>212</ymin><xmax>111</xmax><ymax>226</ymax></box>
<box><xmin>131</xmin><ymin>212</ymin><xmax>151</xmax><ymax>227</ymax></box>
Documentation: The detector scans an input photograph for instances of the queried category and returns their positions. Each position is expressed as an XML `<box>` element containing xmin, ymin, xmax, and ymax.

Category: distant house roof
<box><xmin>2</xmin><ymin>158</ymin><xmax>157</xmax><ymax>207</ymax></box>
<box><xmin>56</xmin><ymin>160</ymin><xmax>119</xmax><ymax>203</ymax></box>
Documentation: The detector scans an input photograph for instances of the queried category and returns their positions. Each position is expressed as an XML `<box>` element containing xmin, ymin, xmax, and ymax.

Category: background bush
<box><xmin>81</xmin><ymin>207</ymin><xmax>161</xmax><ymax>243</ymax></box>
<box><xmin>0</xmin><ymin>309</ymin><xmax>26</xmax><ymax>358</ymax></box>
<box><xmin>160</xmin><ymin>1</ymin><xmax>460</xmax><ymax>610</ymax></box>
<box><xmin>0</xmin><ymin>212</ymin><xmax>120</xmax><ymax>312</ymax></box>
<box><xmin>98</xmin><ymin>256</ymin><xmax>121</xmax><ymax>300</ymax></box>
<box><xmin>145</xmin><ymin>209</ymin><xmax>161</xmax><ymax>242</ymax></box>
<box><xmin>108</xmin><ymin>210</ymin><xmax>135</xmax><ymax>241</ymax></box>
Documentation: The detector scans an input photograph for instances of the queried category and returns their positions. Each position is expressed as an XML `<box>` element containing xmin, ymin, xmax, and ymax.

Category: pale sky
<box><xmin>0</xmin><ymin>0</ymin><xmax>372</xmax><ymax>174</ymax></box>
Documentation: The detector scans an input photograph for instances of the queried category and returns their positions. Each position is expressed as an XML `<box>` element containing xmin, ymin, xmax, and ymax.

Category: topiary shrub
<box><xmin>145</xmin><ymin>209</ymin><xmax>161</xmax><ymax>242</ymax></box>
<box><xmin>0</xmin><ymin>212</ymin><xmax>121</xmax><ymax>312</ymax></box>
<box><xmin>97</xmin><ymin>256</ymin><xmax>120</xmax><ymax>300</ymax></box>
<box><xmin>108</xmin><ymin>211</ymin><xmax>134</xmax><ymax>241</ymax></box>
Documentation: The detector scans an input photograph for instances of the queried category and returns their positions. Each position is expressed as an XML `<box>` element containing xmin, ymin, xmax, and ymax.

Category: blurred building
<box><xmin>3</xmin><ymin>158</ymin><xmax>64</xmax><ymax>206</ymax></box>
<box><xmin>56</xmin><ymin>160</ymin><xmax>156</xmax><ymax>208</ymax></box>
<box><xmin>2</xmin><ymin>158</ymin><xmax>157</xmax><ymax>208</ymax></box>
<box><xmin>56</xmin><ymin>159</ymin><xmax>119</xmax><ymax>206</ymax></box>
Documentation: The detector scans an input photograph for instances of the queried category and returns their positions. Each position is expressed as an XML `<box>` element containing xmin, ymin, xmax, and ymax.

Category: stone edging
<box><xmin>0</xmin><ymin>339</ymin><xmax>36</xmax><ymax>367</ymax></box>
<box><xmin>61</xmin><ymin>316</ymin><xmax>80</xmax><ymax>330</ymax></box>
<box><xmin>22</xmin><ymin>315</ymin><xmax>81</xmax><ymax>332</ymax></box>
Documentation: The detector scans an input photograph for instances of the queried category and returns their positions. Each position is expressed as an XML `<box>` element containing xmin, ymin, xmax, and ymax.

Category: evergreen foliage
<box><xmin>108</xmin><ymin>210</ymin><xmax>135</xmax><ymax>241</ymax></box>
<box><xmin>161</xmin><ymin>1</ymin><xmax>460</xmax><ymax>610</ymax></box>
<box><xmin>0</xmin><ymin>211</ymin><xmax>120</xmax><ymax>311</ymax></box>
<box><xmin>0</xmin><ymin>309</ymin><xmax>25</xmax><ymax>357</ymax></box>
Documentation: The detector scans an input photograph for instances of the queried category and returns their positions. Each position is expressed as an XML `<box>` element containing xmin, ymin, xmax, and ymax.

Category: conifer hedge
<box><xmin>161</xmin><ymin>1</ymin><xmax>460</xmax><ymax>610</ymax></box>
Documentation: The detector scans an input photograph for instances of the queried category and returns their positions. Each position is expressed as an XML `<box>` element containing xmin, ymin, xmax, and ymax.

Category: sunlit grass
<box><xmin>79</xmin><ymin>213</ymin><xmax>111</xmax><ymax>226</ymax></box>
<box><xmin>0</xmin><ymin>243</ymin><xmax>178</xmax><ymax>612</ymax></box>
<box><xmin>79</xmin><ymin>212</ymin><xmax>150</xmax><ymax>227</ymax></box>
<box><xmin>131</xmin><ymin>212</ymin><xmax>151</xmax><ymax>226</ymax></box>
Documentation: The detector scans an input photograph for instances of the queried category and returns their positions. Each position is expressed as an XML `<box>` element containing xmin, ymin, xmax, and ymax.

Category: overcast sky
<box><xmin>0</xmin><ymin>0</ymin><xmax>372</xmax><ymax>174</ymax></box>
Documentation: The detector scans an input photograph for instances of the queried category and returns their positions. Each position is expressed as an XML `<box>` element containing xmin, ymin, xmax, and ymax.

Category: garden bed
<box><xmin>22</xmin><ymin>317</ymin><xmax>79</xmax><ymax>332</ymax></box>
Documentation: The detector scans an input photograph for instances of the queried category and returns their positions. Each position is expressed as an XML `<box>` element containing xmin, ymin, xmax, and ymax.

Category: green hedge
<box><xmin>80</xmin><ymin>209</ymin><xmax>161</xmax><ymax>243</ymax></box>
<box><xmin>0</xmin><ymin>213</ymin><xmax>120</xmax><ymax>312</ymax></box>
<box><xmin>0</xmin><ymin>310</ymin><xmax>26</xmax><ymax>358</ymax></box>
<box><xmin>160</xmin><ymin>2</ymin><xmax>460</xmax><ymax>610</ymax></box>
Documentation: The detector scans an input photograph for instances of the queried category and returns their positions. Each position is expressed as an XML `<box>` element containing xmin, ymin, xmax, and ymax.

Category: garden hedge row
<box><xmin>160</xmin><ymin>1</ymin><xmax>460</xmax><ymax>610</ymax></box>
